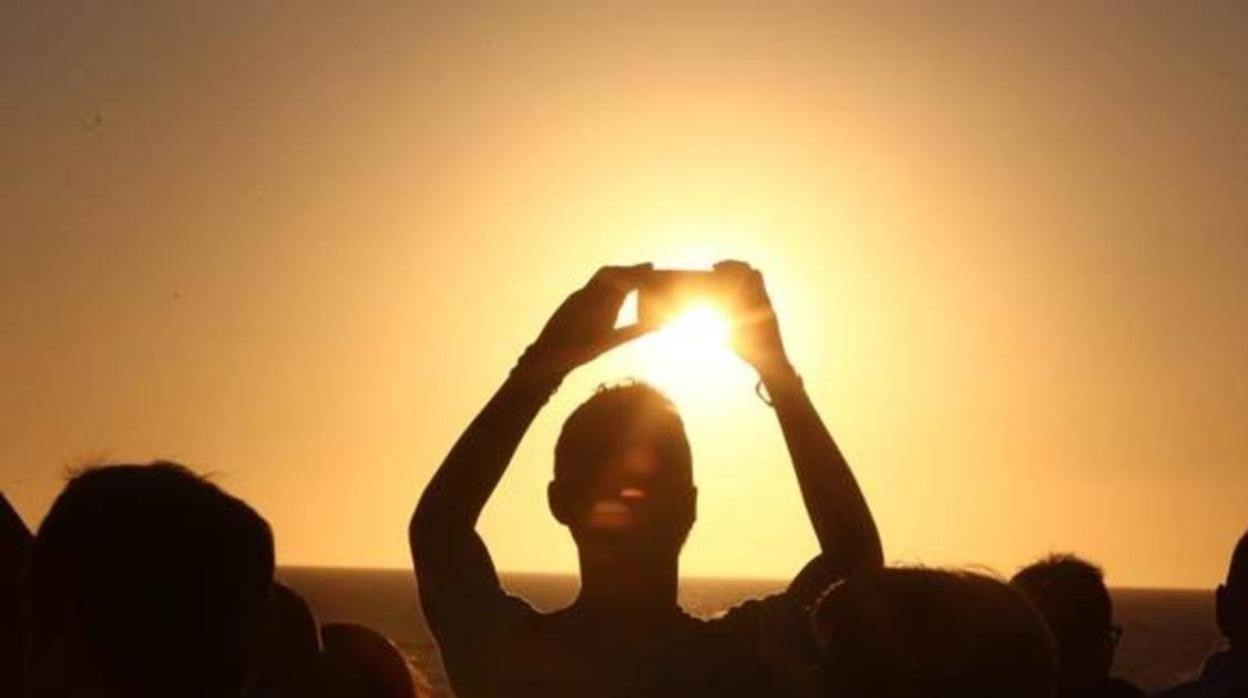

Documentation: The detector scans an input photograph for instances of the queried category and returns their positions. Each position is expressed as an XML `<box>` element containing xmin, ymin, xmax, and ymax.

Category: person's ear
<box><xmin>548</xmin><ymin>481</ymin><xmax>571</xmax><ymax>525</ymax></box>
<box><xmin>673</xmin><ymin>486</ymin><xmax>697</xmax><ymax>531</ymax></box>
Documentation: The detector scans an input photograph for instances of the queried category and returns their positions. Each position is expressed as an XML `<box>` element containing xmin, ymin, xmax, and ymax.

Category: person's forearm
<box><xmin>763</xmin><ymin>366</ymin><xmax>884</xmax><ymax>575</ymax></box>
<box><xmin>411</xmin><ymin>361</ymin><xmax>560</xmax><ymax>553</ymax></box>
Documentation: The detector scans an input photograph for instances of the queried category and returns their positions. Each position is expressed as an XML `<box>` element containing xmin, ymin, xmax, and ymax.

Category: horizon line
<box><xmin>275</xmin><ymin>564</ymin><xmax>1216</xmax><ymax>592</ymax></box>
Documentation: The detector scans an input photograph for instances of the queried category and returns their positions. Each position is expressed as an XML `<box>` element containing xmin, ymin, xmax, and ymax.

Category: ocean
<box><xmin>279</xmin><ymin>567</ymin><xmax>1224</xmax><ymax>697</ymax></box>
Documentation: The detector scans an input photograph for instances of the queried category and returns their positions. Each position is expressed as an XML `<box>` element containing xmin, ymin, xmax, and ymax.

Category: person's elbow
<box><xmin>409</xmin><ymin>495</ymin><xmax>445</xmax><ymax>570</ymax></box>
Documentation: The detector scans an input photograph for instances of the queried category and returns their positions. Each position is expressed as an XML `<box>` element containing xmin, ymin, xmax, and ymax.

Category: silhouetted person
<box><xmin>411</xmin><ymin>262</ymin><xmax>883</xmax><ymax>696</ymax></box>
<box><xmin>2</xmin><ymin>494</ymin><xmax>32</xmax><ymax>698</ymax></box>
<box><xmin>255</xmin><ymin>582</ymin><xmax>324</xmax><ymax>698</ymax></box>
<box><xmin>1159</xmin><ymin>529</ymin><xmax>1248</xmax><ymax>698</ymax></box>
<box><xmin>321</xmin><ymin>622</ymin><xmax>433</xmax><ymax>698</ymax></box>
<box><xmin>813</xmin><ymin>568</ymin><xmax>1058</xmax><ymax>698</ymax></box>
<box><xmin>26</xmin><ymin>462</ymin><xmax>275</xmax><ymax>698</ymax></box>
<box><xmin>1012</xmin><ymin>555</ymin><xmax>1142</xmax><ymax>698</ymax></box>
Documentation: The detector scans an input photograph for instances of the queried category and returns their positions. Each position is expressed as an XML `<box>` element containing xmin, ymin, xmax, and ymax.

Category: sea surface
<box><xmin>280</xmin><ymin>567</ymin><xmax>1223</xmax><ymax>697</ymax></box>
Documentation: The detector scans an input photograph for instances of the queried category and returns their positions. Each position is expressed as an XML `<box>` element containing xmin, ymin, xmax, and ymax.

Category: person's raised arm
<box><xmin>717</xmin><ymin>261</ymin><xmax>883</xmax><ymax>590</ymax></box>
<box><xmin>409</xmin><ymin>264</ymin><xmax>654</xmax><ymax>620</ymax></box>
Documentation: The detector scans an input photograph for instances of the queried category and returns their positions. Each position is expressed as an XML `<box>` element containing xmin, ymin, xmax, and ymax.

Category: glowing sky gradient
<box><xmin>3</xmin><ymin>1</ymin><xmax>1246</xmax><ymax>588</ymax></box>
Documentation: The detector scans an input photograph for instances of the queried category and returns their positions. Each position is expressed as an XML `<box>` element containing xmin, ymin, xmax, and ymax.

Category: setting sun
<box><xmin>631</xmin><ymin>302</ymin><xmax>748</xmax><ymax>404</ymax></box>
<box><xmin>662</xmin><ymin>303</ymin><xmax>732</xmax><ymax>350</ymax></box>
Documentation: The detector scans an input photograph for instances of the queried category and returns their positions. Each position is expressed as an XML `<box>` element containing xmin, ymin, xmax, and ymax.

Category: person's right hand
<box><xmin>516</xmin><ymin>264</ymin><xmax>654</xmax><ymax>382</ymax></box>
<box><xmin>714</xmin><ymin>260</ymin><xmax>794</xmax><ymax>382</ymax></box>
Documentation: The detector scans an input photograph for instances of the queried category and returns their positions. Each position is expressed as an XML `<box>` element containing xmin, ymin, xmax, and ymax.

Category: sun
<box><xmin>628</xmin><ymin>301</ymin><xmax>750</xmax><ymax>404</ymax></box>
<box><xmin>662</xmin><ymin>303</ymin><xmax>731</xmax><ymax>349</ymax></box>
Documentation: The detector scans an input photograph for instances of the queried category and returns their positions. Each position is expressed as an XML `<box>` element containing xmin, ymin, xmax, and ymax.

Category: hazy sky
<box><xmin>3</xmin><ymin>1</ymin><xmax>1246</xmax><ymax>588</ymax></box>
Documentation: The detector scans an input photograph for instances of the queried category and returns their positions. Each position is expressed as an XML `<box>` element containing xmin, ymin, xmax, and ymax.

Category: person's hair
<box><xmin>255</xmin><ymin>582</ymin><xmax>323</xmax><ymax>697</ymax></box>
<box><xmin>813</xmin><ymin>568</ymin><xmax>1057</xmax><ymax>698</ymax></box>
<box><xmin>1</xmin><ymin>495</ymin><xmax>32</xmax><ymax>696</ymax></box>
<box><xmin>554</xmin><ymin>381</ymin><xmax>691</xmax><ymax>498</ymax></box>
<box><xmin>321</xmin><ymin>622</ymin><xmax>433</xmax><ymax>698</ymax></box>
<box><xmin>28</xmin><ymin>461</ymin><xmax>274</xmax><ymax>698</ymax></box>
<box><xmin>1229</xmin><ymin>530</ymin><xmax>1248</xmax><ymax>592</ymax></box>
<box><xmin>1011</xmin><ymin>554</ymin><xmax>1114</xmax><ymax>686</ymax></box>
<box><xmin>1218</xmin><ymin>529</ymin><xmax>1248</xmax><ymax>646</ymax></box>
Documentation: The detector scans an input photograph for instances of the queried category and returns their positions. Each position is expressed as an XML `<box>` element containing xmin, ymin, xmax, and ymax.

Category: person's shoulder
<box><xmin>423</xmin><ymin>584</ymin><xmax>539</xmax><ymax>644</ymax></box>
<box><xmin>471</xmin><ymin>588</ymin><xmax>541</xmax><ymax>627</ymax></box>
<box><xmin>692</xmin><ymin>593</ymin><xmax>817</xmax><ymax>695</ymax></box>
<box><xmin>708</xmin><ymin>591</ymin><xmax>798</xmax><ymax>624</ymax></box>
<box><xmin>701</xmin><ymin>590</ymin><xmax>810</xmax><ymax>652</ymax></box>
<box><xmin>708</xmin><ymin>555</ymin><xmax>845</xmax><ymax>632</ymax></box>
<box><xmin>433</xmin><ymin>594</ymin><xmax>547</xmax><ymax>695</ymax></box>
<box><xmin>704</xmin><ymin>556</ymin><xmax>844</xmax><ymax>638</ymax></box>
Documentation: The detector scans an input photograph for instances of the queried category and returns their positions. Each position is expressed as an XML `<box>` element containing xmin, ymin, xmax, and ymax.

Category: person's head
<box><xmin>321</xmin><ymin>622</ymin><xmax>433</xmax><ymax>698</ymax></box>
<box><xmin>1216</xmin><ymin>530</ymin><xmax>1248</xmax><ymax>647</ymax></box>
<box><xmin>813</xmin><ymin>568</ymin><xmax>1057</xmax><ymax>698</ymax></box>
<box><xmin>28</xmin><ymin>462</ymin><xmax>274</xmax><ymax>698</ymax></box>
<box><xmin>1011</xmin><ymin>554</ymin><xmax>1117</xmax><ymax>691</ymax></box>
<box><xmin>255</xmin><ymin>582</ymin><xmax>323</xmax><ymax>697</ymax></box>
<box><xmin>549</xmin><ymin>382</ymin><xmax>696</xmax><ymax>558</ymax></box>
<box><xmin>2</xmin><ymin>495</ymin><xmax>32</xmax><ymax>695</ymax></box>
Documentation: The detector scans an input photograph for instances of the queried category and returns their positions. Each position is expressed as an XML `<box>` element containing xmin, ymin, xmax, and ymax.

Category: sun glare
<box><xmin>631</xmin><ymin>302</ymin><xmax>748</xmax><ymax>404</ymax></box>
<box><xmin>661</xmin><ymin>304</ymin><xmax>731</xmax><ymax>349</ymax></box>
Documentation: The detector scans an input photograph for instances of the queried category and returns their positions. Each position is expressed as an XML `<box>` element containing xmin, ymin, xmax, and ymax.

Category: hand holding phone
<box><xmin>520</xmin><ymin>264</ymin><xmax>655</xmax><ymax>382</ymax></box>
<box><xmin>637</xmin><ymin>262</ymin><xmax>792</xmax><ymax>378</ymax></box>
<box><xmin>711</xmin><ymin>260</ymin><xmax>793</xmax><ymax>380</ymax></box>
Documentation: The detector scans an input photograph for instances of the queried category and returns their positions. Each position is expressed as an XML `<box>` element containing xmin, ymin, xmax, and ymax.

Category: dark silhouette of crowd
<box><xmin>2</xmin><ymin>262</ymin><xmax>1244</xmax><ymax>697</ymax></box>
<box><xmin>3</xmin><ymin>465</ymin><xmax>431</xmax><ymax>698</ymax></box>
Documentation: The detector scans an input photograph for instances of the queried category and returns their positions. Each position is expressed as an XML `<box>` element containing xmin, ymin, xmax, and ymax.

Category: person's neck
<box><xmin>573</xmin><ymin>546</ymin><xmax>680</xmax><ymax>615</ymax></box>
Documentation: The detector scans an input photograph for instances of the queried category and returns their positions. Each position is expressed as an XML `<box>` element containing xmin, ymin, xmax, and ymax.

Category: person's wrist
<box><xmin>757</xmin><ymin>358</ymin><xmax>801</xmax><ymax>391</ymax></box>
<box><xmin>510</xmin><ymin>343</ymin><xmax>570</xmax><ymax>393</ymax></box>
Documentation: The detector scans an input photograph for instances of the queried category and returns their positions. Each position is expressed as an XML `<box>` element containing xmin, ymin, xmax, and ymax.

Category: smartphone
<box><xmin>637</xmin><ymin>271</ymin><xmax>724</xmax><ymax>326</ymax></box>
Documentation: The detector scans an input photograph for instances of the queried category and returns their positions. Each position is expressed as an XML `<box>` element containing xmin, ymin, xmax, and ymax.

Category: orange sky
<box><xmin>3</xmin><ymin>1</ymin><xmax>1246</xmax><ymax>588</ymax></box>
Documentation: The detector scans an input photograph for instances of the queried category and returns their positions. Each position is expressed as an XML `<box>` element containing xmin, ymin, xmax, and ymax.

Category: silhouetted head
<box><xmin>1012</xmin><ymin>555</ymin><xmax>1117</xmax><ymax>692</ymax></box>
<box><xmin>813</xmin><ymin>568</ymin><xmax>1057</xmax><ymax>698</ymax></box>
<box><xmin>1216</xmin><ymin>529</ymin><xmax>1248</xmax><ymax>647</ymax></box>
<box><xmin>28</xmin><ymin>462</ymin><xmax>274</xmax><ymax>698</ymax></box>
<box><xmin>549</xmin><ymin>382</ymin><xmax>696</xmax><ymax>558</ymax></box>
<box><xmin>256</xmin><ymin>582</ymin><xmax>323</xmax><ymax>697</ymax></box>
<box><xmin>1</xmin><ymin>495</ymin><xmax>32</xmax><ymax>695</ymax></box>
<box><xmin>321</xmin><ymin>622</ymin><xmax>433</xmax><ymax>698</ymax></box>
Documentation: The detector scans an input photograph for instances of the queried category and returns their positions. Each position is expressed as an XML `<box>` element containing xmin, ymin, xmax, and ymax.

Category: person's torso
<box><xmin>472</xmin><ymin>605</ymin><xmax>783</xmax><ymax>698</ymax></box>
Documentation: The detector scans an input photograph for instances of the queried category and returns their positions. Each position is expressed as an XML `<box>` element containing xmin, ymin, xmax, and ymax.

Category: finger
<box><xmin>620</xmin><ymin>262</ymin><xmax>654</xmax><ymax>274</ymax></box>
<box><xmin>715</xmin><ymin>260</ymin><xmax>767</xmax><ymax>290</ymax></box>
<box><xmin>713</xmin><ymin>259</ymin><xmax>754</xmax><ymax>275</ymax></box>
<box><xmin>591</xmin><ymin>262</ymin><xmax>653</xmax><ymax>285</ymax></box>
<box><xmin>738</xmin><ymin>304</ymin><xmax>777</xmax><ymax>328</ymax></box>
<box><xmin>591</xmin><ymin>263</ymin><xmax>654</xmax><ymax>302</ymax></box>
<box><xmin>748</xmin><ymin>267</ymin><xmax>769</xmax><ymax>295</ymax></box>
<box><xmin>713</xmin><ymin>261</ymin><xmax>764</xmax><ymax>300</ymax></box>
<box><xmin>710</xmin><ymin>262</ymin><xmax>765</xmax><ymax>312</ymax></box>
<box><xmin>596</xmin><ymin>322</ymin><xmax>656</xmax><ymax>354</ymax></box>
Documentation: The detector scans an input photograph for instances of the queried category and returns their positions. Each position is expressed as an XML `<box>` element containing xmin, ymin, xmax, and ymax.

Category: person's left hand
<box><xmin>714</xmin><ymin>260</ymin><xmax>794</xmax><ymax>381</ymax></box>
